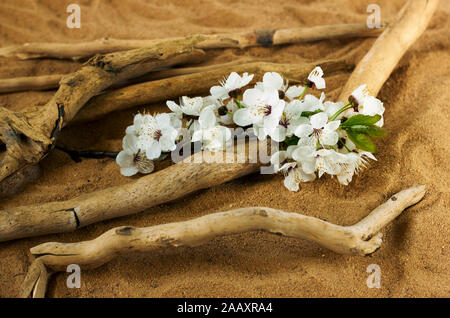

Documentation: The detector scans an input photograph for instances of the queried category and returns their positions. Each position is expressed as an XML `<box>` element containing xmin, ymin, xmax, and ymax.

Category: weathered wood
<box><xmin>0</xmin><ymin>58</ymin><xmax>248</xmax><ymax>94</ymax></box>
<box><xmin>73</xmin><ymin>59</ymin><xmax>351</xmax><ymax>123</ymax></box>
<box><xmin>0</xmin><ymin>139</ymin><xmax>265</xmax><ymax>242</ymax></box>
<box><xmin>338</xmin><ymin>0</ymin><xmax>439</xmax><ymax>100</ymax></box>
<box><xmin>0</xmin><ymin>37</ymin><xmax>206</xmax><ymax>184</ymax></box>
<box><xmin>0</xmin><ymin>23</ymin><xmax>384</xmax><ymax>60</ymax></box>
<box><xmin>20</xmin><ymin>185</ymin><xmax>426</xmax><ymax>297</ymax></box>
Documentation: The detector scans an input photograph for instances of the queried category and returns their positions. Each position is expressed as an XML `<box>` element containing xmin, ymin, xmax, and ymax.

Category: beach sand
<box><xmin>0</xmin><ymin>0</ymin><xmax>448</xmax><ymax>297</ymax></box>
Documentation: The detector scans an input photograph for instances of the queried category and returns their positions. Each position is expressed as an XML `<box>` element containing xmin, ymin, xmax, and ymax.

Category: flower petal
<box><xmin>233</xmin><ymin>108</ymin><xmax>253</xmax><ymax>126</ymax></box>
<box><xmin>145</xmin><ymin>140</ymin><xmax>162</xmax><ymax>160</ymax></box>
<box><xmin>120</xmin><ymin>166</ymin><xmax>139</xmax><ymax>177</ymax></box>
<box><xmin>199</xmin><ymin>107</ymin><xmax>217</xmax><ymax>129</ymax></box>
<box><xmin>116</xmin><ymin>150</ymin><xmax>134</xmax><ymax>168</ymax></box>
<box><xmin>310</xmin><ymin>112</ymin><xmax>328</xmax><ymax>129</ymax></box>
<box><xmin>210</xmin><ymin>85</ymin><xmax>229</xmax><ymax>100</ymax></box>
<box><xmin>294</xmin><ymin>124</ymin><xmax>313</xmax><ymax>138</ymax></box>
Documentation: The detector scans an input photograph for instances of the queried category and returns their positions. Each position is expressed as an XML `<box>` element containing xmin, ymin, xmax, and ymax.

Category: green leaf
<box><xmin>341</xmin><ymin>114</ymin><xmax>381</xmax><ymax>128</ymax></box>
<box><xmin>284</xmin><ymin>135</ymin><xmax>299</xmax><ymax>147</ymax></box>
<box><xmin>300</xmin><ymin>109</ymin><xmax>322</xmax><ymax>117</ymax></box>
<box><xmin>346</xmin><ymin>130</ymin><xmax>377</xmax><ymax>152</ymax></box>
<box><xmin>348</xmin><ymin>125</ymin><xmax>388</xmax><ymax>138</ymax></box>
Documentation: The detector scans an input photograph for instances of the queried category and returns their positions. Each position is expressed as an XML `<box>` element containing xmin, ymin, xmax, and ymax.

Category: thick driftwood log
<box><xmin>1</xmin><ymin>23</ymin><xmax>384</xmax><ymax>60</ymax></box>
<box><xmin>73</xmin><ymin>59</ymin><xmax>351</xmax><ymax>124</ymax></box>
<box><xmin>21</xmin><ymin>184</ymin><xmax>426</xmax><ymax>297</ymax></box>
<box><xmin>0</xmin><ymin>38</ymin><xmax>206</xmax><ymax>184</ymax></box>
<box><xmin>338</xmin><ymin>0</ymin><xmax>440</xmax><ymax>100</ymax></box>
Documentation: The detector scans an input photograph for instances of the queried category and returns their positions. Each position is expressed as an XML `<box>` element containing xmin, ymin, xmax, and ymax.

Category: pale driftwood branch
<box><xmin>1</xmin><ymin>23</ymin><xmax>384</xmax><ymax>61</ymax></box>
<box><xmin>0</xmin><ymin>38</ymin><xmax>206</xmax><ymax>184</ymax></box>
<box><xmin>0</xmin><ymin>139</ymin><xmax>264</xmax><ymax>242</ymax></box>
<box><xmin>21</xmin><ymin>184</ymin><xmax>426</xmax><ymax>298</ymax></box>
<box><xmin>338</xmin><ymin>0</ymin><xmax>439</xmax><ymax>100</ymax></box>
<box><xmin>73</xmin><ymin>59</ymin><xmax>351</xmax><ymax>124</ymax></box>
<box><xmin>0</xmin><ymin>75</ymin><xmax>62</xmax><ymax>94</ymax></box>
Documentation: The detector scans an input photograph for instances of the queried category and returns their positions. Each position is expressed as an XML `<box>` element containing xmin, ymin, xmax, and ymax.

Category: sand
<box><xmin>0</xmin><ymin>0</ymin><xmax>449</xmax><ymax>298</ymax></box>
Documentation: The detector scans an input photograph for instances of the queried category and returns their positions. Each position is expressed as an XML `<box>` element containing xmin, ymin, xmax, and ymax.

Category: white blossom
<box><xmin>116</xmin><ymin>134</ymin><xmax>154</xmax><ymax>176</ymax></box>
<box><xmin>294</xmin><ymin>112</ymin><xmax>340</xmax><ymax>147</ymax></box>
<box><xmin>270</xmin><ymin>146</ymin><xmax>316</xmax><ymax>192</ymax></box>
<box><xmin>348</xmin><ymin>84</ymin><xmax>385</xmax><ymax>127</ymax></box>
<box><xmin>307</xmin><ymin>66</ymin><xmax>326</xmax><ymax>89</ymax></box>
<box><xmin>191</xmin><ymin>107</ymin><xmax>232</xmax><ymax>151</ymax></box>
<box><xmin>133</xmin><ymin>113</ymin><xmax>179</xmax><ymax>160</ymax></box>
<box><xmin>270</xmin><ymin>100</ymin><xmax>309</xmax><ymax>142</ymax></box>
<box><xmin>233</xmin><ymin>87</ymin><xmax>285</xmax><ymax>140</ymax></box>
<box><xmin>210</xmin><ymin>72</ymin><xmax>254</xmax><ymax>100</ymax></box>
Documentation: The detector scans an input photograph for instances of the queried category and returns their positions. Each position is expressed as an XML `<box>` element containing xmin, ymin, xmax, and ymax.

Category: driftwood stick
<box><xmin>0</xmin><ymin>38</ymin><xmax>206</xmax><ymax>184</ymax></box>
<box><xmin>0</xmin><ymin>57</ymin><xmax>241</xmax><ymax>94</ymax></box>
<box><xmin>0</xmin><ymin>139</ymin><xmax>265</xmax><ymax>242</ymax></box>
<box><xmin>338</xmin><ymin>0</ymin><xmax>439</xmax><ymax>100</ymax></box>
<box><xmin>0</xmin><ymin>23</ymin><xmax>384</xmax><ymax>61</ymax></box>
<box><xmin>0</xmin><ymin>75</ymin><xmax>62</xmax><ymax>94</ymax></box>
<box><xmin>73</xmin><ymin>59</ymin><xmax>351</xmax><ymax>124</ymax></box>
<box><xmin>20</xmin><ymin>184</ymin><xmax>426</xmax><ymax>297</ymax></box>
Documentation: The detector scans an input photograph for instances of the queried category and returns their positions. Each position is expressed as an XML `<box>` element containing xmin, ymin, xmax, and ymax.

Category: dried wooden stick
<box><xmin>338</xmin><ymin>0</ymin><xmax>439</xmax><ymax>100</ymax></box>
<box><xmin>72</xmin><ymin>59</ymin><xmax>351</xmax><ymax>124</ymax></box>
<box><xmin>0</xmin><ymin>139</ymin><xmax>264</xmax><ymax>242</ymax></box>
<box><xmin>1</xmin><ymin>23</ymin><xmax>384</xmax><ymax>61</ymax></box>
<box><xmin>21</xmin><ymin>184</ymin><xmax>426</xmax><ymax>297</ymax></box>
<box><xmin>0</xmin><ymin>58</ymin><xmax>247</xmax><ymax>94</ymax></box>
<box><xmin>0</xmin><ymin>75</ymin><xmax>62</xmax><ymax>94</ymax></box>
<box><xmin>0</xmin><ymin>38</ymin><xmax>205</xmax><ymax>184</ymax></box>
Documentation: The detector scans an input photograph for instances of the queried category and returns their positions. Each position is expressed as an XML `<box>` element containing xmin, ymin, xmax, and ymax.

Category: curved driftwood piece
<box><xmin>0</xmin><ymin>23</ymin><xmax>384</xmax><ymax>60</ymax></box>
<box><xmin>0</xmin><ymin>38</ymin><xmax>206</xmax><ymax>184</ymax></box>
<box><xmin>73</xmin><ymin>59</ymin><xmax>351</xmax><ymax>124</ymax></box>
<box><xmin>21</xmin><ymin>184</ymin><xmax>426</xmax><ymax>297</ymax></box>
<box><xmin>338</xmin><ymin>0</ymin><xmax>439</xmax><ymax>100</ymax></box>
<box><xmin>0</xmin><ymin>139</ymin><xmax>265</xmax><ymax>242</ymax></box>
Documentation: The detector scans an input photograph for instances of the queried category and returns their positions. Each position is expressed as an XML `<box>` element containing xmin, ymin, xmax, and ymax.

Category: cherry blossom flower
<box><xmin>191</xmin><ymin>107</ymin><xmax>232</xmax><ymax>151</ymax></box>
<box><xmin>166</xmin><ymin>96</ymin><xmax>206</xmax><ymax>118</ymax></box>
<box><xmin>270</xmin><ymin>146</ymin><xmax>316</xmax><ymax>192</ymax></box>
<box><xmin>210</xmin><ymin>72</ymin><xmax>254</xmax><ymax>100</ymax></box>
<box><xmin>133</xmin><ymin>113</ymin><xmax>180</xmax><ymax>159</ymax></box>
<box><xmin>306</xmin><ymin>66</ymin><xmax>325</xmax><ymax>89</ymax></box>
<box><xmin>233</xmin><ymin>87</ymin><xmax>285</xmax><ymax>140</ymax></box>
<box><xmin>270</xmin><ymin>100</ymin><xmax>309</xmax><ymax>142</ymax></box>
<box><xmin>116</xmin><ymin>134</ymin><xmax>154</xmax><ymax>176</ymax></box>
<box><xmin>294</xmin><ymin>112</ymin><xmax>340</xmax><ymax>147</ymax></box>
<box><xmin>347</xmin><ymin>84</ymin><xmax>385</xmax><ymax>126</ymax></box>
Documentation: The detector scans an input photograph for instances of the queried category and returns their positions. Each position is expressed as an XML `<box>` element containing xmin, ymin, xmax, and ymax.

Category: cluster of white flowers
<box><xmin>117</xmin><ymin>66</ymin><xmax>386</xmax><ymax>191</ymax></box>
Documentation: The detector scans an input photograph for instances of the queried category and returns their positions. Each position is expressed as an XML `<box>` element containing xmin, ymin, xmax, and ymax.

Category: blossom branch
<box><xmin>21</xmin><ymin>184</ymin><xmax>426</xmax><ymax>298</ymax></box>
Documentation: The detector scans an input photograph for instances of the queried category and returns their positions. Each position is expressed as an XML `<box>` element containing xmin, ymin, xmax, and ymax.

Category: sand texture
<box><xmin>0</xmin><ymin>0</ymin><xmax>449</xmax><ymax>297</ymax></box>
